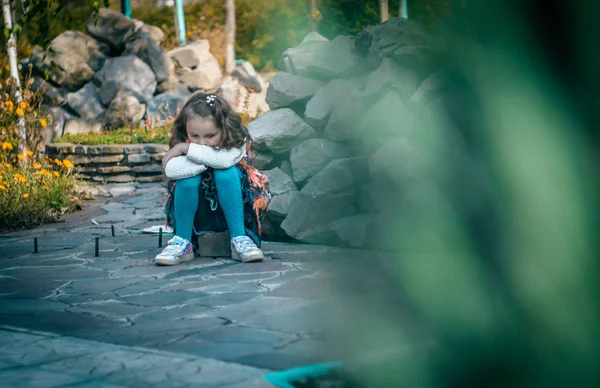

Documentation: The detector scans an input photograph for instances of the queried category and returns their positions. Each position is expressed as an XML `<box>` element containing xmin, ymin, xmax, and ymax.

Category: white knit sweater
<box><xmin>164</xmin><ymin>143</ymin><xmax>246</xmax><ymax>180</ymax></box>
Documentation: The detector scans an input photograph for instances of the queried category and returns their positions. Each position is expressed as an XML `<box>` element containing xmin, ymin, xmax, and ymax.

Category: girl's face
<box><xmin>186</xmin><ymin>115</ymin><xmax>222</xmax><ymax>147</ymax></box>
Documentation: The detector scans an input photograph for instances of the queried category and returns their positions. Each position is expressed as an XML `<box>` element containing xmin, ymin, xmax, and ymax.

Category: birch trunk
<box><xmin>2</xmin><ymin>0</ymin><xmax>27</xmax><ymax>156</ymax></box>
<box><xmin>380</xmin><ymin>0</ymin><xmax>389</xmax><ymax>23</ymax></box>
<box><xmin>224</xmin><ymin>0</ymin><xmax>236</xmax><ymax>74</ymax></box>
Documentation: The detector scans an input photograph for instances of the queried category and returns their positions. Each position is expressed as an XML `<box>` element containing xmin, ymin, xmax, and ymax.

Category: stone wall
<box><xmin>46</xmin><ymin>143</ymin><xmax>168</xmax><ymax>184</ymax></box>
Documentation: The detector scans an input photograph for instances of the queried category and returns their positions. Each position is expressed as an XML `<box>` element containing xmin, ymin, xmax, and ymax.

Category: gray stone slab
<box><xmin>268</xmin><ymin>277</ymin><xmax>338</xmax><ymax>299</ymax></box>
<box><xmin>133</xmin><ymin>302</ymin><xmax>213</xmax><ymax>324</ymax></box>
<box><xmin>189</xmin><ymin>292</ymin><xmax>259</xmax><ymax>308</ymax></box>
<box><xmin>70</xmin><ymin>300</ymin><xmax>151</xmax><ymax>318</ymax></box>
<box><xmin>206</xmin><ymin>296</ymin><xmax>314</xmax><ymax>323</ymax></box>
<box><xmin>0</xmin><ymin>368</ymin><xmax>88</xmax><ymax>387</ymax></box>
<box><xmin>119</xmin><ymin>291</ymin><xmax>209</xmax><ymax>307</ymax></box>
<box><xmin>64</xmin><ymin>277</ymin><xmax>147</xmax><ymax>295</ymax></box>
<box><xmin>0</xmin><ymin>299</ymin><xmax>69</xmax><ymax>314</ymax></box>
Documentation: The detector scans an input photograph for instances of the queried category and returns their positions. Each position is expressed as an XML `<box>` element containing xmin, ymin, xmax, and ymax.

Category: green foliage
<box><xmin>53</xmin><ymin>126</ymin><xmax>171</xmax><ymax>145</ymax></box>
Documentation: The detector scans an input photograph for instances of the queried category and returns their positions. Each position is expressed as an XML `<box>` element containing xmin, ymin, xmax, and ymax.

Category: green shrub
<box><xmin>53</xmin><ymin>126</ymin><xmax>171</xmax><ymax>145</ymax></box>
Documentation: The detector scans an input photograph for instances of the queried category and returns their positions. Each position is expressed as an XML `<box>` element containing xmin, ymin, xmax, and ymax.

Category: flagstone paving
<box><xmin>0</xmin><ymin>182</ymin><xmax>383</xmax><ymax>387</ymax></box>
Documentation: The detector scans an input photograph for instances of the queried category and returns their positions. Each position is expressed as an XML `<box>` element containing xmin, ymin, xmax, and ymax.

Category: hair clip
<box><xmin>206</xmin><ymin>94</ymin><xmax>216</xmax><ymax>107</ymax></box>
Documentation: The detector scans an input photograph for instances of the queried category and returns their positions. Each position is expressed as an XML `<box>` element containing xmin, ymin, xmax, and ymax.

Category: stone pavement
<box><xmin>0</xmin><ymin>182</ymin><xmax>382</xmax><ymax>387</ymax></box>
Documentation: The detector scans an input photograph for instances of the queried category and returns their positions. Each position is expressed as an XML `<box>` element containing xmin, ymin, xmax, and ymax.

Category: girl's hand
<box><xmin>162</xmin><ymin>143</ymin><xmax>190</xmax><ymax>169</ymax></box>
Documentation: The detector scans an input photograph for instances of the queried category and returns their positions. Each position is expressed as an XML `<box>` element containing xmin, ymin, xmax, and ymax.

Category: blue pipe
<box><xmin>174</xmin><ymin>0</ymin><xmax>187</xmax><ymax>46</ymax></box>
<box><xmin>401</xmin><ymin>0</ymin><xmax>408</xmax><ymax>18</ymax></box>
<box><xmin>121</xmin><ymin>0</ymin><xmax>132</xmax><ymax>18</ymax></box>
<box><xmin>264</xmin><ymin>361</ymin><xmax>343</xmax><ymax>388</ymax></box>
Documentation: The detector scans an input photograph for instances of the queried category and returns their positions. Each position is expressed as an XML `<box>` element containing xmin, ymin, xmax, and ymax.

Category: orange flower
<box><xmin>54</xmin><ymin>158</ymin><xmax>63</xmax><ymax>167</ymax></box>
<box><xmin>13</xmin><ymin>173</ymin><xmax>26</xmax><ymax>183</ymax></box>
<box><xmin>15</xmin><ymin>107</ymin><xmax>24</xmax><ymax>116</ymax></box>
<box><xmin>22</xmin><ymin>193</ymin><xmax>29</xmax><ymax>199</ymax></box>
<box><xmin>53</xmin><ymin>171</ymin><xmax>60</xmax><ymax>177</ymax></box>
<box><xmin>25</xmin><ymin>150</ymin><xmax>33</xmax><ymax>157</ymax></box>
<box><xmin>3</xmin><ymin>163</ymin><xmax>11</xmax><ymax>168</ymax></box>
<box><xmin>39</xmin><ymin>119</ymin><xmax>47</xmax><ymax>128</ymax></box>
<box><xmin>17</xmin><ymin>154</ymin><xmax>26</xmax><ymax>161</ymax></box>
<box><xmin>43</xmin><ymin>185</ymin><xmax>49</xmax><ymax>190</ymax></box>
<box><xmin>0</xmin><ymin>184</ymin><xmax>6</xmax><ymax>191</ymax></box>
<box><xmin>18</xmin><ymin>102</ymin><xmax>29</xmax><ymax>109</ymax></box>
<box><xmin>1</xmin><ymin>142</ymin><xmax>12</xmax><ymax>150</ymax></box>
<box><xmin>62</xmin><ymin>159</ymin><xmax>74</xmax><ymax>169</ymax></box>
<box><xmin>33</xmin><ymin>163</ymin><xmax>41</xmax><ymax>169</ymax></box>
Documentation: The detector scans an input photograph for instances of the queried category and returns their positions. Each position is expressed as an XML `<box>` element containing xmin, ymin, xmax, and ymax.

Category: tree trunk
<box><xmin>2</xmin><ymin>0</ymin><xmax>27</xmax><ymax>157</ymax></box>
<box><xmin>380</xmin><ymin>0</ymin><xmax>389</xmax><ymax>23</ymax></box>
<box><xmin>310</xmin><ymin>0</ymin><xmax>318</xmax><ymax>32</ymax></box>
<box><xmin>225</xmin><ymin>0</ymin><xmax>236</xmax><ymax>74</ymax></box>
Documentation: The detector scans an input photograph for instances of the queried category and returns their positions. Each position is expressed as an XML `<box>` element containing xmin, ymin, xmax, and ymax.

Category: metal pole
<box><xmin>400</xmin><ymin>0</ymin><xmax>408</xmax><ymax>19</ymax></box>
<box><xmin>121</xmin><ymin>0</ymin><xmax>132</xmax><ymax>18</ymax></box>
<box><xmin>173</xmin><ymin>0</ymin><xmax>186</xmax><ymax>46</ymax></box>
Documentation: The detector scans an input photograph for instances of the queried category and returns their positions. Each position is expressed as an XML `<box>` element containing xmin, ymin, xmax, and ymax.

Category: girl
<box><xmin>156</xmin><ymin>92</ymin><xmax>271</xmax><ymax>265</ymax></box>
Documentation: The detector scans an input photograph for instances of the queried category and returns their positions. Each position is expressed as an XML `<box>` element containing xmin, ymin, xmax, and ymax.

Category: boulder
<box><xmin>66</xmin><ymin>81</ymin><xmax>106</xmax><ymax>121</ymax></box>
<box><xmin>123</xmin><ymin>29</ymin><xmax>174</xmax><ymax>83</ymax></box>
<box><xmin>104</xmin><ymin>91</ymin><xmax>146</xmax><ymax>130</ymax></box>
<box><xmin>363</xmin><ymin>58</ymin><xmax>421</xmax><ymax>100</ymax></box>
<box><xmin>323</xmin><ymin>87</ymin><xmax>365</xmax><ymax>142</ymax></box>
<box><xmin>280</xmin><ymin>193</ymin><xmax>357</xmax><ymax>244</ymax></box>
<box><xmin>331</xmin><ymin>214</ymin><xmax>375</xmax><ymax>248</ymax></box>
<box><xmin>249</xmin><ymin>152</ymin><xmax>274</xmax><ymax>170</ymax></box>
<box><xmin>41</xmin><ymin>107</ymin><xmax>73</xmax><ymax>144</ymax></box>
<box><xmin>140</xmin><ymin>24</ymin><xmax>165</xmax><ymax>46</ymax></box>
<box><xmin>369</xmin><ymin>137</ymin><xmax>432</xmax><ymax>187</ymax></box>
<box><xmin>304</xmin><ymin>79</ymin><xmax>361</xmax><ymax>129</ymax></box>
<box><xmin>248</xmin><ymin>108</ymin><xmax>317</xmax><ymax>154</ymax></box>
<box><xmin>300</xmin><ymin>158</ymin><xmax>361</xmax><ymax>198</ymax></box>
<box><xmin>156</xmin><ymin>74</ymin><xmax>182</xmax><ymax>94</ymax></box>
<box><xmin>88</xmin><ymin>51</ymin><xmax>109</xmax><ymax>72</ymax></box>
<box><xmin>30</xmin><ymin>45</ymin><xmax>95</xmax><ymax>92</ymax></box>
<box><xmin>289</xmin><ymin>139</ymin><xmax>350</xmax><ymax>183</ymax></box>
<box><xmin>409</xmin><ymin>68</ymin><xmax>448</xmax><ymax>103</ymax></box>
<box><xmin>94</xmin><ymin>56</ymin><xmax>157</xmax><ymax>103</ymax></box>
<box><xmin>301</xmin><ymin>31</ymin><xmax>329</xmax><ymax>44</ymax></box>
<box><xmin>358</xmin><ymin>89</ymin><xmax>414</xmax><ymax>139</ymax></box>
<box><xmin>146</xmin><ymin>86</ymin><xmax>191</xmax><ymax>125</ymax></box>
<box><xmin>169</xmin><ymin>40</ymin><xmax>219</xmax><ymax>69</ymax></box>
<box><xmin>232</xmin><ymin>61</ymin><xmax>263</xmax><ymax>92</ymax></box>
<box><xmin>179</xmin><ymin>61</ymin><xmax>223</xmax><ymax>91</ymax></box>
<box><xmin>354</xmin><ymin>18</ymin><xmax>441</xmax><ymax>75</ymax></box>
<box><xmin>279</xmin><ymin>160</ymin><xmax>293</xmax><ymax>178</ymax></box>
<box><xmin>263</xmin><ymin>168</ymin><xmax>297</xmax><ymax>195</ymax></box>
<box><xmin>219</xmin><ymin>76</ymin><xmax>269</xmax><ymax>119</ymax></box>
<box><xmin>265</xmin><ymin>72</ymin><xmax>325</xmax><ymax>110</ymax></box>
<box><xmin>279</xmin><ymin>35</ymin><xmax>369</xmax><ymax>81</ymax></box>
<box><xmin>86</xmin><ymin>9</ymin><xmax>137</xmax><ymax>50</ymax></box>
<box><xmin>31</xmin><ymin>76</ymin><xmax>66</xmax><ymax>105</ymax></box>
<box><xmin>63</xmin><ymin>119</ymin><xmax>102</xmax><ymax>135</ymax></box>
<box><xmin>267</xmin><ymin>191</ymin><xmax>302</xmax><ymax>221</ymax></box>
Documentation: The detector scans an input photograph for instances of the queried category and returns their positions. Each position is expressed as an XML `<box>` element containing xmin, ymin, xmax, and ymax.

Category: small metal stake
<box><xmin>95</xmin><ymin>237</ymin><xmax>99</xmax><ymax>257</ymax></box>
<box><xmin>111</xmin><ymin>225</ymin><xmax>115</xmax><ymax>237</ymax></box>
<box><xmin>34</xmin><ymin>237</ymin><xmax>38</xmax><ymax>253</ymax></box>
<box><xmin>158</xmin><ymin>227</ymin><xmax>163</xmax><ymax>248</ymax></box>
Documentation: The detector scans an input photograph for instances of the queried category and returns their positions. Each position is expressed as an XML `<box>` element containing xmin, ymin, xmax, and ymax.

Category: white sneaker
<box><xmin>231</xmin><ymin>236</ymin><xmax>264</xmax><ymax>263</ymax></box>
<box><xmin>154</xmin><ymin>236</ymin><xmax>194</xmax><ymax>266</ymax></box>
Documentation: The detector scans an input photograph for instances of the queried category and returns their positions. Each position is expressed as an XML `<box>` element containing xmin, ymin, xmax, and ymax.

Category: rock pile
<box><xmin>28</xmin><ymin>10</ymin><xmax>268</xmax><ymax>143</ymax></box>
<box><xmin>250</xmin><ymin>18</ymin><xmax>446</xmax><ymax>249</ymax></box>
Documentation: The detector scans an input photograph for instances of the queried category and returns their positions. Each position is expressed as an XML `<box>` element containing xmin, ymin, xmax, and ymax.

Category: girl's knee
<box><xmin>176</xmin><ymin>176</ymin><xmax>201</xmax><ymax>191</ymax></box>
<box><xmin>213</xmin><ymin>166</ymin><xmax>240</xmax><ymax>183</ymax></box>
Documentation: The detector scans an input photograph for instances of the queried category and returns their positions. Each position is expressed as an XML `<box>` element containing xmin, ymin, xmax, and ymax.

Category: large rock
<box><xmin>267</xmin><ymin>191</ymin><xmax>302</xmax><ymax>221</ymax></box>
<box><xmin>63</xmin><ymin>119</ymin><xmax>102</xmax><ymax>135</ymax></box>
<box><xmin>265</xmin><ymin>72</ymin><xmax>324</xmax><ymax>110</ymax></box>
<box><xmin>263</xmin><ymin>168</ymin><xmax>297</xmax><ymax>195</ymax></box>
<box><xmin>248</xmin><ymin>108</ymin><xmax>317</xmax><ymax>154</ymax></box>
<box><xmin>363</xmin><ymin>58</ymin><xmax>421</xmax><ymax>100</ymax></box>
<box><xmin>66</xmin><ymin>81</ymin><xmax>106</xmax><ymax>121</ymax></box>
<box><xmin>279</xmin><ymin>35</ymin><xmax>369</xmax><ymax>81</ymax></box>
<box><xmin>323</xmin><ymin>87</ymin><xmax>365</xmax><ymax>142</ymax></box>
<box><xmin>358</xmin><ymin>89</ymin><xmax>414</xmax><ymax>140</ymax></box>
<box><xmin>300</xmin><ymin>158</ymin><xmax>361</xmax><ymax>198</ymax></box>
<box><xmin>30</xmin><ymin>44</ymin><xmax>95</xmax><ymax>92</ymax></box>
<box><xmin>304</xmin><ymin>79</ymin><xmax>361</xmax><ymax>129</ymax></box>
<box><xmin>280</xmin><ymin>193</ymin><xmax>357</xmax><ymax>245</ymax></box>
<box><xmin>219</xmin><ymin>76</ymin><xmax>269</xmax><ymax>119</ymax></box>
<box><xmin>301</xmin><ymin>31</ymin><xmax>329</xmax><ymax>43</ymax></box>
<box><xmin>145</xmin><ymin>86</ymin><xmax>191</xmax><ymax>125</ymax></box>
<box><xmin>170</xmin><ymin>40</ymin><xmax>213</xmax><ymax>69</ymax></box>
<box><xmin>86</xmin><ymin>9</ymin><xmax>137</xmax><ymax>50</ymax></box>
<box><xmin>232</xmin><ymin>61</ymin><xmax>263</xmax><ymax>92</ymax></box>
<box><xmin>369</xmin><ymin>137</ymin><xmax>431</xmax><ymax>187</ymax></box>
<box><xmin>31</xmin><ymin>76</ymin><xmax>66</xmax><ymax>105</ymax></box>
<box><xmin>137</xmin><ymin>22</ymin><xmax>165</xmax><ymax>46</ymax></box>
<box><xmin>354</xmin><ymin>18</ymin><xmax>441</xmax><ymax>74</ymax></box>
<box><xmin>123</xmin><ymin>30</ymin><xmax>173</xmax><ymax>83</ymax></box>
<box><xmin>94</xmin><ymin>56</ymin><xmax>157</xmax><ymax>103</ymax></box>
<box><xmin>289</xmin><ymin>139</ymin><xmax>349</xmax><ymax>183</ymax></box>
<box><xmin>156</xmin><ymin>74</ymin><xmax>182</xmax><ymax>94</ymax></box>
<box><xmin>179</xmin><ymin>62</ymin><xmax>223</xmax><ymax>91</ymax></box>
<box><xmin>409</xmin><ymin>68</ymin><xmax>448</xmax><ymax>103</ymax></box>
<box><xmin>41</xmin><ymin>107</ymin><xmax>73</xmax><ymax>144</ymax></box>
<box><xmin>331</xmin><ymin>214</ymin><xmax>375</xmax><ymax>248</ymax></box>
<box><xmin>104</xmin><ymin>91</ymin><xmax>146</xmax><ymax>130</ymax></box>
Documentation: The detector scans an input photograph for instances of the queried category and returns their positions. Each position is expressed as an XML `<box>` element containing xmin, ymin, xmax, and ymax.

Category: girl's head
<box><xmin>170</xmin><ymin>92</ymin><xmax>250</xmax><ymax>149</ymax></box>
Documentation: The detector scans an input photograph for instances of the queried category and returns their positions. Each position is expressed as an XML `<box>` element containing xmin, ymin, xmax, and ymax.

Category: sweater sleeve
<box><xmin>164</xmin><ymin>155</ymin><xmax>207</xmax><ymax>180</ymax></box>
<box><xmin>186</xmin><ymin>143</ymin><xmax>246</xmax><ymax>169</ymax></box>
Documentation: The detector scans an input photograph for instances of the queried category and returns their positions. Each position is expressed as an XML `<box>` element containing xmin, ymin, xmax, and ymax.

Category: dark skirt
<box><xmin>164</xmin><ymin>166</ymin><xmax>262</xmax><ymax>248</ymax></box>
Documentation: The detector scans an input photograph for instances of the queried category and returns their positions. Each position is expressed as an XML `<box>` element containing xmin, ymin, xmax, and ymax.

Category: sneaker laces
<box><xmin>234</xmin><ymin>237</ymin><xmax>254</xmax><ymax>251</ymax></box>
<box><xmin>161</xmin><ymin>239</ymin><xmax>182</xmax><ymax>254</ymax></box>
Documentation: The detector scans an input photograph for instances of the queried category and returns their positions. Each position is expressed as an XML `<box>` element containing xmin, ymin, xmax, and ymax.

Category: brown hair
<box><xmin>169</xmin><ymin>92</ymin><xmax>251</xmax><ymax>149</ymax></box>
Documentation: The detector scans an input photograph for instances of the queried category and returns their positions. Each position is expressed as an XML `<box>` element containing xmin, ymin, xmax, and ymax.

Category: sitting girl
<box><xmin>156</xmin><ymin>93</ymin><xmax>270</xmax><ymax>265</ymax></box>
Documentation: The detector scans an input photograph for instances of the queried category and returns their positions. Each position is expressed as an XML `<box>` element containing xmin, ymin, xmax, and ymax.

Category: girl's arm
<box><xmin>164</xmin><ymin>156</ymin><xmax>207</xmax><ymax>180</ymax></box>
<box><xmin>186</xmin><ymin>143</ymin><xmax>246</xmax><ymax>169</ymax></box>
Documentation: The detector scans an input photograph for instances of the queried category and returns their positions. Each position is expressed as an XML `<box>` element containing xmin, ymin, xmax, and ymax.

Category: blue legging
<box><xmin>174</xmin><ymin>166</ymin><xmax>246</xmax><ymax>242</ymax></box>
